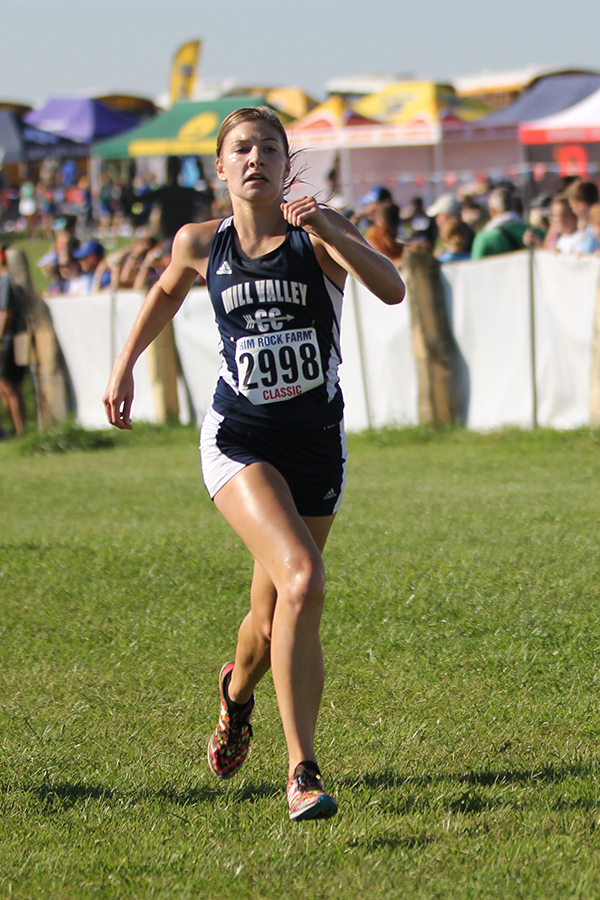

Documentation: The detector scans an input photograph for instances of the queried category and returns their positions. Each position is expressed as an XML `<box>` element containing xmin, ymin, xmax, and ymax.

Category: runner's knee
<box><xmin>281</xmin><ymin>552</ymin><xmax>326</xmax><ymax>619</ymax></box>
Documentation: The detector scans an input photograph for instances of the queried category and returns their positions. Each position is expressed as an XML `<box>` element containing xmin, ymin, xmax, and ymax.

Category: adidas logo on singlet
<box><xmin>216</xmin><ymin>260</ymin><xmax>232</xmax><ymax>275</ymax></box>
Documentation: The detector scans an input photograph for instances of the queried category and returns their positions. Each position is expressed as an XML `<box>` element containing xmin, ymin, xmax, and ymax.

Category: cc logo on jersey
<box><xmin>242</xmin><ymin>308</ymin><xmax>295</xmax><ymax>333</ymax></box>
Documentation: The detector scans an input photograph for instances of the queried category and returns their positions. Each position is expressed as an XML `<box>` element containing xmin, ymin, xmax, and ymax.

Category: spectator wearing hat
<box><xmin>350</xmin><ymin>186</ymin><xmax>393</xmax><ymax>235</ymax></box>
<box><xmin>427</xmin><ymin>193</ymin><xmax>475</xmax><ymax>256</ymax></box>
<box><xmin>68</xmin><ymin>240</ymin><xmax>110</xmax><ymax>296</ymax></box>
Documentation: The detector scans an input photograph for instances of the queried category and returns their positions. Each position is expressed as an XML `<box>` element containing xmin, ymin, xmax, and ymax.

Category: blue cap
<box><xmin>360</xmin><ymin>186</ymin><xmax>392</xmax><ymax>206</ymax></box>
<box><xmin>73</xmin><ymin>240</ymin><xmax>104</xmax><ymax>259</ymax></box>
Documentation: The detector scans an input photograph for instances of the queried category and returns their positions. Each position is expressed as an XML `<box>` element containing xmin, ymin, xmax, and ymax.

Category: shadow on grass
<box><xmin>338</xmin><ymin>761</ymin><xmax>598</xmax><ymax>793</ymax></box>
<box><xmin>346</xmin><ymin>832</ymin><xmax>435</xmax><ymax>851</ymax></box>
<box><xmin>17</xmin><ymin>779</ymin><xmax>279</xmax><ymax>812</ymax></box>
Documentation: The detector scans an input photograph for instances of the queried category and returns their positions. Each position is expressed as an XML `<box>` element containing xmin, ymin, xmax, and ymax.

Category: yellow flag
<box><xmin>170</xmin><ymin>40</ymin><xmax>201</xmax><ymax>105</ymax></box>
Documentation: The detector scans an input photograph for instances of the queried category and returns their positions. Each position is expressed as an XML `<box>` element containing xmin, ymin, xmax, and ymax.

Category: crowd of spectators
<box><xmin>4</xmin><ymin>154</ymin><xmax>600</xmax><ymax>304</ymax></box>
<box><xmin>11</xmin><ymin>156</ymin><xmax>220</xmax><ymax>299</ymax></box>
<box><xmin>350</xmin><ymin>175</ymin><xmax>600</xmax><ymax>267</ymax></box>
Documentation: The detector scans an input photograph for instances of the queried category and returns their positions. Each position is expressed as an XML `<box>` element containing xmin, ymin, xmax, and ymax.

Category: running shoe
<box><xmin>286</xmin><ymin>763</ymin><xmax>338</xmax><ymax>821</ymax></box>
<box><xmin>207</xmin><ymin>662</ymin><xmax>254</xmax><ymax>779</ymax></box>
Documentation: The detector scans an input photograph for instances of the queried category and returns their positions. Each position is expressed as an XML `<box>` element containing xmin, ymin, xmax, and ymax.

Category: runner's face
<box><xmin>216</xmin><ymin>121</ymin><xmax>290</xmax><ymax>202</ymax></box>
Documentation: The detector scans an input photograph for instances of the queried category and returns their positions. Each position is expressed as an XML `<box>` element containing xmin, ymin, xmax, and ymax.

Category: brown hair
<box><xmin>440</xmin><ymin>217</ymin><xmax>470</xmax><ymax>252</ymax></box>
<box><xmin>217</xmin><ymin>106</ymin><xmax>290</xmax><ymax>160</ymax></box>
<box><xmin>216</xmin><ymin>106</ymin><xmax>300</xmax><ymax>195</ymax></box>
<box><xmin>566</xmin><ymin>179</ymin><xmax>599</xmax><ymax>206</ymax></box>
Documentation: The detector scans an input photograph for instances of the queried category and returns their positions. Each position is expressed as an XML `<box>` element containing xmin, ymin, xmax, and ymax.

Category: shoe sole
<box><xmin>289</xmin><ymin>793</ymin><xmax>339</xmax><ymax>822</ymax></box>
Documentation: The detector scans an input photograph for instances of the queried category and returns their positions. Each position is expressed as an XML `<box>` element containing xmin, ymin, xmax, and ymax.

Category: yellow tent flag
<box><xmin>170</xmin><ymin>40</ymin><xmax>201</xmax><ymax>105</ymax></box>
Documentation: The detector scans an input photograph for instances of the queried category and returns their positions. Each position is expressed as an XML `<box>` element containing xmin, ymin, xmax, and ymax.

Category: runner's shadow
<box><xmin>20</xmin><ymin>778</ymin><xmax>279</xmax><ymax>811</ymax></box>
<box><xmin>336</xmin><ymin>761</ymin><xmax>597</xmax><ymax>793</ymax></box>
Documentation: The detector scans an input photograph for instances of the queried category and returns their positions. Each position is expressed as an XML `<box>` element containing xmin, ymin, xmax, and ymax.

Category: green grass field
<box><xmin>1</xmin><ymin>424</ymin><xmax>600</xmax><ymax>899</ymax></box>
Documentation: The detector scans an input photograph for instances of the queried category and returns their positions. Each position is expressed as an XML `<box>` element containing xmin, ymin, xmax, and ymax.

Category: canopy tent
<box><xmin>439</xmin><ymin>73</ymin><xmax>600</xmax><ymax>185</ymax></box>
<box><xmin>286</xmin><ymin>88</ymin><xmax>521</xmax><ymax>207</ymax></box>
<box><xmin>92</xmin><ymin>96</ymin><xmax>267</xmax><ymax>159</ymax></box>
<box><xmin>518</xmin><ymin>86</ymin><xmax>600</xmax><ymax>181</ymax></box>
<box><xmin>0</xmin><ymin>109</ymin><xmax>88</xmax><ymax>163</ymax></box>
<box><xmin>453</xmin><ymin>65</ymin><xmax>600</xmax><ymax>111</ymax></box>
<box><xmin>520</xmin><ymin>86</ymin><xmax>600</xmax><ymax>144</ymax></box>
<box><xmin>475</xmin><ymin>72</ymin><xmax>600</xmax><ymax>128</ymax></box>
<box><xmin>222</xmin><ymin>86</ymin><xmax>317</xmax><ymax>121</ymax></box>
<box><xmin>24</xmin><ymin>97</ymin><xmax>137</xmax><ymax>144</ymax></box>
<box><xmin>354</xmin><ymin>81</ymin><xmax>490</xmax><ymax>126</ymax></box>
<box><xmin>287</xmin><ymin>95</ymin><xmax>381</xmax><ymax>144</ymax></box>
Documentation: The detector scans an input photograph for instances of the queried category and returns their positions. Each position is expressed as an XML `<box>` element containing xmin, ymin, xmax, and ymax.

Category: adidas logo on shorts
<box><xmin>323</xmin><ymin>488</ymin><xmax>337</xmax><ymax>500</ymax></box>
<box><xmin>216</xmin><ymin>260</ymin><xmax>232</xmax><ymax>275</ymax></box>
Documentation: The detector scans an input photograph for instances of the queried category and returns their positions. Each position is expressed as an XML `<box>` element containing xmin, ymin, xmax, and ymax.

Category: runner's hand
<box><xmin>281</xmin><ymin>197</ymin><xmax>334</xmax><ymax>240</ymax></box>
<box><xmin>103</xmin><ymin>364</ymin><xmax>134</xmax><ymax>429</ymax></box>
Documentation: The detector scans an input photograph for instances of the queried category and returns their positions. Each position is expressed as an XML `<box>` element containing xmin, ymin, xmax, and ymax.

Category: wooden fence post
<box><xmin>145</xmin><ymin>320</ymin><xmax>180</xmax><ymax>423</ymax></box>
<box><xmin>402</xmin><ymin>251</ymin><xmax>455</xmax><ymax>428</ymax></box>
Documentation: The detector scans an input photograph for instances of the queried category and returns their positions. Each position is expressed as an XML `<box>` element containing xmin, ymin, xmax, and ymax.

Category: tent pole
<box><xmin>341</xmin><ymin>144</ymin><xmax>354</xmax><ymax>207</ymax></box>
<box><xmin>528</xmin><ymin>245</ymin><xmax>538</xmax><ymax>429</ymax></box>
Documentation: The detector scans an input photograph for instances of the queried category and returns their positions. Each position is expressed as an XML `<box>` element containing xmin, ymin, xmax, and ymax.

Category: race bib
<box><xmin>235</xmin><ymin>328</ymin><xmax>324</xmax><ymax>405</ymax></box>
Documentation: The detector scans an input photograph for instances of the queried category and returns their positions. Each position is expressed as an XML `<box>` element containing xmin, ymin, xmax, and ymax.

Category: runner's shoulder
<box><xmin>173</xmin><ymin>219</ymin><xmax>222</xmax><ymax>265</ymax></box>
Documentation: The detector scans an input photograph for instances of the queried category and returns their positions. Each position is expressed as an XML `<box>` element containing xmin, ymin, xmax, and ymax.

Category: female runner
<box><xmin>103</xmin><ymin>107</ymin><xmax>405</xmax><ymax>821</ymax></box>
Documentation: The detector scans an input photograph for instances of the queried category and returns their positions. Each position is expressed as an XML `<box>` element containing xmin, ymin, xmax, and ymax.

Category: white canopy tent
<box><xmin>520</xmin><ymin>86</ymin><xmax>600</xmax><ymax>144</ymax></box>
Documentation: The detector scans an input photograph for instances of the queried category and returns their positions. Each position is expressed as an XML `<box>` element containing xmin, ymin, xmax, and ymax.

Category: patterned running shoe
<box><xmin>286</xmin><ymin>762</ymin><xmax>338</xmax><ymax>821</ymax></box>
<box><xmin>207</xmin><ymin>662</ymin><xmax>254</xmax><ymax>779</ymax></box>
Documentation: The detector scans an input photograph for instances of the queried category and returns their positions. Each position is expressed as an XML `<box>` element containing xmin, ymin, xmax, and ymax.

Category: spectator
<box><xmin>0</xmin><ymin>245</ymin><xmax>27</xmax><ymax>435</ymax></box>
<box><xmin>437</xmin><ymin>218</ymin><xmax>472</xmax><ymax>263</ymax></box>
<box><xmin>68</xmin><ymin>240</ymin><xmax>110</xmax><ymax>295</ymax></box>
<box><xmin>132</xmin><ymin>240</ymin><xmax>173</xmax><ymax>290</ymax></box>
<box><xmin>427</xmin><ymin>193</ymin><xmax>475</xmax><ymax>254</ymax></box>
<box><xmin>588</xmin><ymin>203</ymin><xmax>600</xmax><ymax>250</ymax></box>
<box><xmin>325</xmin><ymin>165</ymin><xmax>352</xmax><ymax>217</ymax></box>
<box><xmin>399</xmin><ymin>196</ymin><xmax>436</xmax><ymax>250</ymax></box>
<box><xmin>144</xmin><ymin>156</ymin><xmax>203</xmax><ymax>240</ymax></box>
<box><xmin>461</xmin><ymin>195</ymin><xmax>488</xmax><ymax>232</ymax></box>
<box><xmin>565</xmin><ymin>179</ymin><xmax>600</xmax><ymax>254</ymax></box>
<box><xmin>364</xmin><ymin>201</ymin><xmax>403</xmax><ymax>263</ymax></box>
<box><xmin>350</xmin><ymin>186</ymin><xmax>392</xmax><ymax>234</ymax></box>
<box><xmin>549</xmin><ymin>195</ymin><xmax>579</xmax><ymax>252</ymax></box>
<box><xmin>471</xmin><ymin>187</ymin><xmax>542</xmax><ymax>259</ymax></box>
<box><xmin>104</xmin><ymin>237</ymin><xmax>156</xmax><ymax>289</ymax></box>
<box><xmin>528</xmin><ymin>195</ymin><xmax>551</xmax><ymax>234</ymax></box>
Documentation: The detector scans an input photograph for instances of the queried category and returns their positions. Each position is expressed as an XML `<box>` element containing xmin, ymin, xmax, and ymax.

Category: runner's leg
<box><xmin>214</xmin><ymin>461</ymin><xmax>335</xmax><ymax>777</ymax></box>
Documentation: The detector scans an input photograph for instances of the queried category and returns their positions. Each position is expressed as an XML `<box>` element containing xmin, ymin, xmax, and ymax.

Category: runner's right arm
<box><xmin>102</xmin><ymin>221</ymin><xmax>218</xmax><ymax>429</ymax></box>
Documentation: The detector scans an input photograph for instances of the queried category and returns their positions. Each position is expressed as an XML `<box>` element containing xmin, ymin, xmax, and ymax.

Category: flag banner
<box><xmin>170</xmin><ymin>40</ymin><xmax>201</xmax><ymax>106</ymax></box>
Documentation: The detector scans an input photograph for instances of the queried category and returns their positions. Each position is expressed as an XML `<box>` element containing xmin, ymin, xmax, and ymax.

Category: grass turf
<box><xmin>1</xmin><ymin>424</ymin><xmax>600</xmax><ymax>899</ymax></box>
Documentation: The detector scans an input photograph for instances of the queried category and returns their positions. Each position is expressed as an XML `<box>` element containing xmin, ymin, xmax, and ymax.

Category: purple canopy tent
<box><xmin>0</xmin><ymin>110</ymin><xmax>88</xmax><ymax>163</ymax></box>
<box><xmin>24</xmin><ymin>97</ymin><xmax>138</xmax><ymax>144</ymax></box>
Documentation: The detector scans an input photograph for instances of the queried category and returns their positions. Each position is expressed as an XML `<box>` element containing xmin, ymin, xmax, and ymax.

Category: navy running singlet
<box><xmin>206</xmin><ymin>217</ymin><xmax>344</xmax><ymax>429</ymax></box>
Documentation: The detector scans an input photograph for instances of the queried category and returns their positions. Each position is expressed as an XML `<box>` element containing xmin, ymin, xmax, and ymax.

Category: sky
<box><xmin>2</xmin><ymin>0</ymin><xmax>600</xmax><ymax>107</ymax></box>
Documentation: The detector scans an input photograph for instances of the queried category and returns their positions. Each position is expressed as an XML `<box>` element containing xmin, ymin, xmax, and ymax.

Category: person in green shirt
<box><xmin>471</xmin><ymin>187</ymin><xmax>544</xmax><ymax>259</ymax></box>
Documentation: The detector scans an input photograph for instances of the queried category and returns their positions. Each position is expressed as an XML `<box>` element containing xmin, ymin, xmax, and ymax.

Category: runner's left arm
<box><xmin>281</xmin><ymin>197</ymin><xmax>405</xmax><ymax>305</ymax></box>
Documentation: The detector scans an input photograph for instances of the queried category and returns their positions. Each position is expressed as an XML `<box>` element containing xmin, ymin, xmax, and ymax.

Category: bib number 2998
<box><xmin>235</xmin><ymin>328</ymin><xmax>324</xmax><ymax>404</ymax></box>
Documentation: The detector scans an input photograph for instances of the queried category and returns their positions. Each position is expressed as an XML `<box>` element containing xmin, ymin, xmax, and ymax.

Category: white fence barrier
<box><xmin>46</xmin><ymin>250</ymin><xmax>600</xmax><ymax>433</ymax></box>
